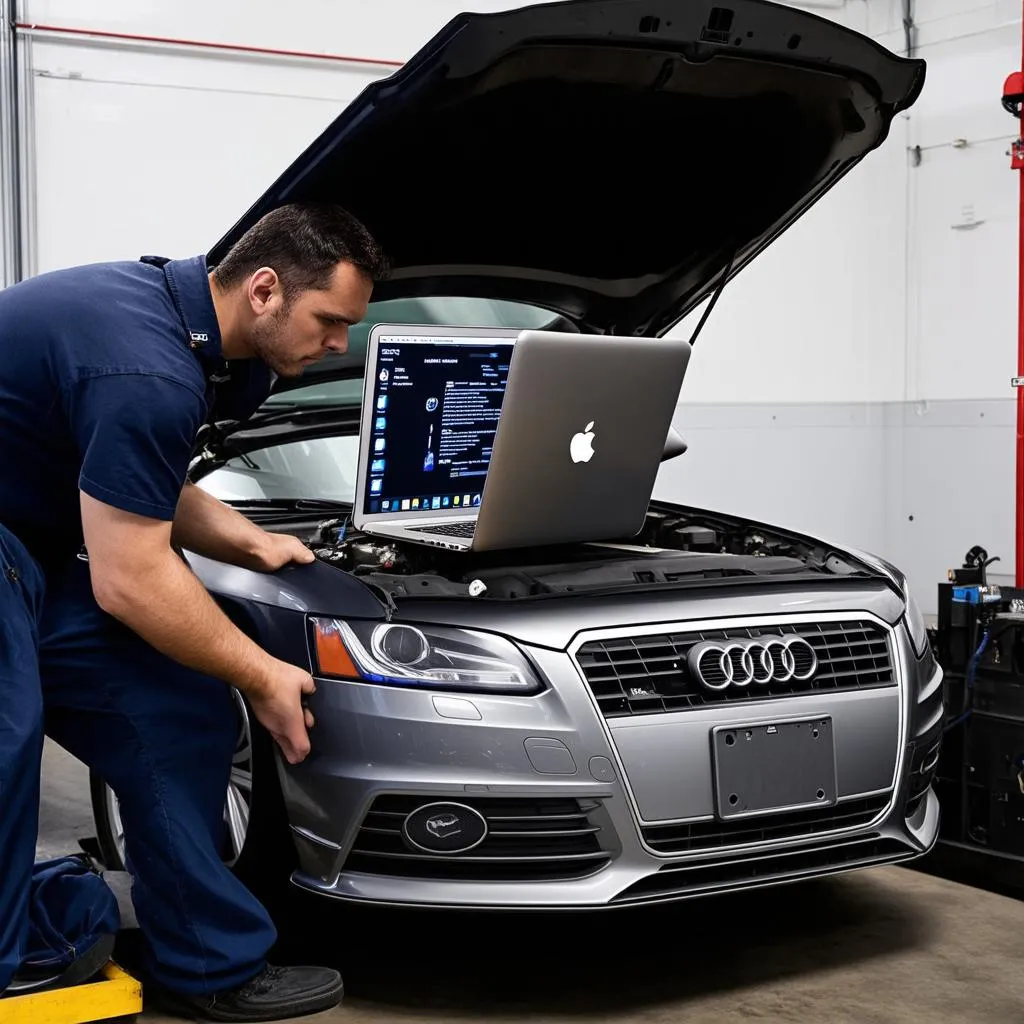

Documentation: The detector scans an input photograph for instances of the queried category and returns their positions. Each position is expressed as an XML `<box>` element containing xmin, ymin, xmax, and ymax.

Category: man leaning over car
<box><xmin>0</xmin><ymin>203</ymin><xmax>389</xmax><ymax>1021</ymax></box>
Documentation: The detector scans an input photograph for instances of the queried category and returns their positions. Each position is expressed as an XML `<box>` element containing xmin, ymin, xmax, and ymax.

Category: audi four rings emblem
<box><xmin>686</xmin><ymin>635</ymin><xmax>819</xmax><ymax>691</ymax></box>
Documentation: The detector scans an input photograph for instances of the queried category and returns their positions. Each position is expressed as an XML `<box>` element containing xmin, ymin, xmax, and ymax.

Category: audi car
<box><xmin>90</xmin><ymin>0</ymin><xmax>943</xmax><ymax>910</ymax></box>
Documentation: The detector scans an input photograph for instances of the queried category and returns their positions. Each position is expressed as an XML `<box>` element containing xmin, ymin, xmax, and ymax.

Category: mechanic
<box><xmin>0</xmin><ymin>202</ymin><xmax>389</xmax><ymax>1021</ymax></box>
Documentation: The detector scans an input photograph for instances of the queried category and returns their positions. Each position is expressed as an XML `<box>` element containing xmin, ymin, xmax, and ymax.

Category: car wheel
<box><xmin>89</xmin><ymin>689</ymin><xmax>255</xmax><ymax>871</ymax></box>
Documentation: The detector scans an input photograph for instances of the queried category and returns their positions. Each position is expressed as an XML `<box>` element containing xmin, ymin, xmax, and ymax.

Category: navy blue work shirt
<box><xmin>0</xmin><ymin>255</ymin><xmax>273</xmax><ymax>569</ymax></box>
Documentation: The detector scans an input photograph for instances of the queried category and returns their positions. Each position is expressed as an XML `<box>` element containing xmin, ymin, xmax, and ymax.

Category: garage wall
<box><xmin>660</xmin><ymin>0</ymin><xmax>1022</xmax><ymax>612</ymax></box>
<box><xmin>6</xmin><ymin>0</ymin><xmax>1022</xmax><ymax>612</ymax></box>
<box><xmin>882</xmin><ymin>1</ymin><xmax>1020</xmax><ymax>609</ymax></box>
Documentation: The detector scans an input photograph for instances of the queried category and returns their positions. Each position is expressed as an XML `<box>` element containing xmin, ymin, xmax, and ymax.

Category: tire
<box><xmin>88</xmin><ymin>688</ymin><xmax>297</xmax><ymax>905</ymax></box>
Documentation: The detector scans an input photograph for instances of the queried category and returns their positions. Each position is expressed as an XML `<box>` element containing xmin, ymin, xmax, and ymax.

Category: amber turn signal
<box><xmin>312</xmin><ymin>619</ymin><xmax>360</xmax><ymax>678</ymax></box>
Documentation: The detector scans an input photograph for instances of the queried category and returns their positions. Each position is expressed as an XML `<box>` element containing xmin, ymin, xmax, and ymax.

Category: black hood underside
<box><xmin>209</xmin><ymin>0</ymin><xmax>924</xmax><ymax>336</ymax></box>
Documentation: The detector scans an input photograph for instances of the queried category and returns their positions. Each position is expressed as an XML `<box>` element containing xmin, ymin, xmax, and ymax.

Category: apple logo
<box><xmin>570</xmin><ymin>421</ymin><xmax>596</xmax><ymax>463</ymax></box>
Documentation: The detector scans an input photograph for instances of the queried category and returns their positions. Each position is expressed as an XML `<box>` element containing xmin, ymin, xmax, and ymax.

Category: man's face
<box><xmin>248</xmin><ymin>261</ymin><xmax>373</xmax><ymax>377</ymax></box>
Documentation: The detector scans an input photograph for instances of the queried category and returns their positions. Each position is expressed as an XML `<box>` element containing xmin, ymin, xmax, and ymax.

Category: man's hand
<box><xmin>171</xmin><ymin>483</ymin><xmax>315</xmax><ymax>573</ymax></box>
<box><xmin>246</xmin><ymin>660</ymin><xmax>317</xmax><ymax>765</ymax></box>
<box><xmin>248</xmin><ymin>532</ymin><xmax>316</xmax><ymax>573</ymax></box>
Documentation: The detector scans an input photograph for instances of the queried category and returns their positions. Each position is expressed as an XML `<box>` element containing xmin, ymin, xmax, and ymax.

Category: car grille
<box><xmin>612</xmin><ymin>837</ymin><xmax>914</xmax><ymax>903</ymax></box>
<box><xmin>342</xmin><ymin>795</ymin><xmax>611</xmax><ymax>881</ymax></box>
<box><xmin>575</xmin><ymin>619</ymin><xmax>894</xmax><ymax>718</ymax></box>
<box><xmin>641</xmin><ymin>794</ymin><xmax>891</xmax><ymax>854</ymax></box>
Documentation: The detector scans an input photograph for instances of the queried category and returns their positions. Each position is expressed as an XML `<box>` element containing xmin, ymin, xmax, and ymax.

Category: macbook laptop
<box><xmin>351</xmin><ymin>324</ymin><xmax>692</xmax><ymax>552</ymax></box>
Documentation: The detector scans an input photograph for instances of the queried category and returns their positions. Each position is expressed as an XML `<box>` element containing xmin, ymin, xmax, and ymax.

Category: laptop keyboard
<box><xmin>409</xmin><ymin>522</ymin><xmax>477</xmax><ymax>538</ymax></box>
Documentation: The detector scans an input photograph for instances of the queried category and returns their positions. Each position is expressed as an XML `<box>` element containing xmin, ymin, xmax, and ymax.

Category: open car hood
<box><xmin>208</xmin><ymin>0</ymin><xmax>924</xmax><ymax>337</ymax></box>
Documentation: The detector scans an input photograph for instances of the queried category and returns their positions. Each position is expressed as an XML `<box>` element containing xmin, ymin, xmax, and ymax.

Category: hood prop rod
<box><xmin>686</xmin><ymin>249</ymin><xmax>737</xmax><ymax>347</ymax></box>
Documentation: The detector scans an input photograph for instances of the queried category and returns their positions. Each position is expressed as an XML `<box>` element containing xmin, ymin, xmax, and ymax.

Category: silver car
<box><xmin>92</xmin><ymin>0</ymin><xmax>941</xmax><ymax>910</ymax></box>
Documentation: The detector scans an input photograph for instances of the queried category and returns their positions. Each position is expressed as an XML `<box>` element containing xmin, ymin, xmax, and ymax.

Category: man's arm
<box><xmin>81</xmin><ymin>491</ymin><xmax>315</xmax><ymax>764</ymax></box>
<box><xmin>171</xmin><ymin>482</ymin><xmax>314</xmax><ymax>572</ymax></box>
<box><xmin>68</xmin><ymin>370</ymin><xmax>314</xmax><ymax>762</ymax></box>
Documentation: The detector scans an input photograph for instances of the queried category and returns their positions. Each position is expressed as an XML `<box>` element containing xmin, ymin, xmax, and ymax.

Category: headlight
<box><xmin>309</xmin><ymin>617</ymin><xmax>543</xmax><ymax>695</ymax></box>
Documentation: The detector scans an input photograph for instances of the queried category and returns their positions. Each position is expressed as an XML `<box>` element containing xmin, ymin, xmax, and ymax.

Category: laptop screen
<box><xmin>362</xmin><ymin>333</ymin><xmax>516</xmax><ymax>516</ymax></box>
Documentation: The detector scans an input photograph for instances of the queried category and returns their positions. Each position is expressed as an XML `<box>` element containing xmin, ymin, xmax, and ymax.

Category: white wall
<box><xmin>18</xmin><ymin>0</ymin><xmax>506</xmax><ymax>65</ymax></box>
<box><xmin>667</xmin><ymin>113</ymin><xmax>911</xmax><ymax>405</ymax></box>
<box><xmin>669</xmin><ymin>0</ymin><xmax>1021</xmax><ymax>405</ymax></box>
<box><xmin>660</xmin><ymin>0</ymin><xmax>1024</xmax><ymax>611</ymax></box>
<box><xmin>7</xmin><ymin>0</ymin><xmax>1022</xmax><ymax>612</ymax></box>
<box><xmin>16</xmin><ymin>0</ymin><xmax>517</xmax><ymax>272</ymax></box>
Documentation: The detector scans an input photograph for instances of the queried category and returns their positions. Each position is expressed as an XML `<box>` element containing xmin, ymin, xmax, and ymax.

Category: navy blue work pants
<box><xmin>0</xmin><ymin>526</ymin><xmax>46</xmax><ymax>991</ymax></box>
<box><xmin>0</xmin><ymin>526</ymin><xmax>277</xmax><ymax>995</ymax></box>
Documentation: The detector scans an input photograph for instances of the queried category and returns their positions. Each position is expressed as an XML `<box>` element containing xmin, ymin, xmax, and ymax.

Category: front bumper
<box><xmin>283</xmin><ymin>610</ymin><xmax>942</xmax><ymax>909</ymax></box>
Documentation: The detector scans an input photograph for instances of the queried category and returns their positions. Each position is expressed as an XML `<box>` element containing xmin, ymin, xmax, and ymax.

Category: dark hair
<box><xmin>212</xmin><ymin>203</ymin><xmax>389</xmax><ymax>297</ymax></box>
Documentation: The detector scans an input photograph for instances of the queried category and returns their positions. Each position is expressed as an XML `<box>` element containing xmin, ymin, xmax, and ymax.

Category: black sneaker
<box><xmin>149</xmin><ymin>963</ymin><xmax>344</xmax><ymax>1022</ymax></box>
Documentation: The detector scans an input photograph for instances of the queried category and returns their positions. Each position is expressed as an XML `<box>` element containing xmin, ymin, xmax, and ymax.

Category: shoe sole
<box><xmin>3</xmin><ymin>934</ymin><xmax>116</xmax><ymax>997</ymax></box>
<box><xmin>150</xmin><ymin>978</ymin><xmax>344</xmax><ymax>1023</ymax></box>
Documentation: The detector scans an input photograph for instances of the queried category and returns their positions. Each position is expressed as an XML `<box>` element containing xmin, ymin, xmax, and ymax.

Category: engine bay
<box><xmin>295</xmin><ymin>502</ymin><xmax>875</xmax><ymax>601</ymax></box>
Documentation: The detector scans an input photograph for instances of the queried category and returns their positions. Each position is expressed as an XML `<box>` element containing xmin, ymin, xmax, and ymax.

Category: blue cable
<box><xmin>944</xmin><ymin>629</ymin><xmax>990</xmax><ymax>732</ymax></box>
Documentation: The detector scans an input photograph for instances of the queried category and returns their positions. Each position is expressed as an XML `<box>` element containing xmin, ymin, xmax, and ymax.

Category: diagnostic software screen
<box><xmin>363</xmin><ymin>335</ymin><xmax>514</xmax><ymax>516</ymax></box>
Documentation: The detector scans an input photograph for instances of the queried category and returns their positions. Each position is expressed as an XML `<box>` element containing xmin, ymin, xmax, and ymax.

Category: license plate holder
<box><xmin>712</xmin><ymin>717</ymin><xmax>837</xmax><ymax>820</ymax></box>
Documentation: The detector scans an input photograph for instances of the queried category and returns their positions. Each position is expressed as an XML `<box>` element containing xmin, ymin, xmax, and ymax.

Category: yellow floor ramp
<box><xmin>0</xmin><ymin>961</ymin><xmax>142</xmax><ymax>1024</ymax></box>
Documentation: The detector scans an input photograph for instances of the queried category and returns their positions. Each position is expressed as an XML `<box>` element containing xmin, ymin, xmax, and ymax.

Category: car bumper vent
<box><xmin>342</xmin><ymin>795</ymin><xmax>611</xmax><ymax>881</ymax></box>
<box><xmin>575</xmin><ymin>619</ymin><xmax>895</xmax><ymax>718</ymax></box>
<box><xmin>641</xmin><ymin>794</ymin><xmax>891</xmax><ymax>854</ymax></box>
<box><xmin>905</xmin><ymin>734</ymin><xmax>942</xmax><ymax>819</ymax></box>
<box><xmin>613</xmin><ymin>837</ymin><xmax>914</xmax><ymax>903</ymax></box>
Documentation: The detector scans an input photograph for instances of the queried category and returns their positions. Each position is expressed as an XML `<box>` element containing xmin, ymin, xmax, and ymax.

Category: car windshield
<box><xmin>198</xmin><ymin>296</ymin><xmax>565</xmax><ymax>504</ymax></box>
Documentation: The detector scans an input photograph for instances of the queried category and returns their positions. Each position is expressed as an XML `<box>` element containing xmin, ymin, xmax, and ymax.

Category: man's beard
<box><xmin>249</xmin><ymin>310</ymin><xmax>303</xmax><ymax>378</ymax></box>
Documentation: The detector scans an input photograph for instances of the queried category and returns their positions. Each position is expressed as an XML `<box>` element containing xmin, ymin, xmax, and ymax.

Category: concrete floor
<box><xmin>37</xmin><ymin>740</ymin><xmax>1024</xmax><ymax>1024</ymax></box>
